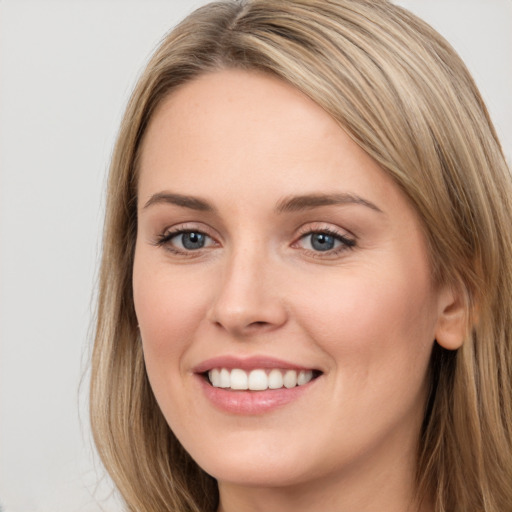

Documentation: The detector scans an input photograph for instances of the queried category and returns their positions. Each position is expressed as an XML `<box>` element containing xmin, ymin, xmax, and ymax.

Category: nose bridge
<box><xmin>207</xmin><ymin>236</ymin><xmax>287</xmax><ymax>335</ymax></box>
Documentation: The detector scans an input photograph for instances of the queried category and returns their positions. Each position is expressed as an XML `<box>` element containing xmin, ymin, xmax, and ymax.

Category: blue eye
<box><xmin>157</xmin><ymin>229</ymin><xmax>214</xmax><ymax>252</ymax></box>
<box><xmin>298</xmin><ymin>230</ymin><xmax>355</xmax><ymax>254</ymax></box>
<box><xmin>309</xmin><ymin>233</ymin><xmax>336</xmax><ymax>251</ymax></box>
<box><xmin>178</xmin><ymin>232</ymin><xmax>207</xmax><ymax>250</ymax></box>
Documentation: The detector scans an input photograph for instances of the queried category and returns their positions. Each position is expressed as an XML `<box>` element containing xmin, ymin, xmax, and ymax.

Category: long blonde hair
<box><xmin>90</xmin><ymin>1</ymin><xmax>512</xmax><ymax>510</ymax></box>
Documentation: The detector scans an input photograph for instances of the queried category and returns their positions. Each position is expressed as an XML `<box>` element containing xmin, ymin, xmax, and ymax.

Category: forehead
<box><xmin>138</xmin><ymin>69</ymin><xmax>339</xmax><ymax>174</ymax></box>
<box><xmin>137</xmin><ymin>69</ymin><xmax>397</xmax><ymax>205</ymax></box>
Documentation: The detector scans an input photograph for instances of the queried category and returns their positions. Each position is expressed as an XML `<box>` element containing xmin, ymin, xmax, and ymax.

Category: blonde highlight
<box><xmin>91</xmin><ymin>1</ymin><xmax>512</xmax><ymax>510</ymax></box>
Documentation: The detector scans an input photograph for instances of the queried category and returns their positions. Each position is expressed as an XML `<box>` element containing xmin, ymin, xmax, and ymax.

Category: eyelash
<box><xmin>154</xmin><ymin>227</ymin><xmax>217</xmax><ymax>256</ymax></box>
<box><xmin>154</xmin><ymin>225</ymin><xmax>356</xmax><ymax>258</ymax></box>
<box><xmin>294</xmin><ymin>226</ymin><xmax>356</xmax><ymax>258</ymax></box>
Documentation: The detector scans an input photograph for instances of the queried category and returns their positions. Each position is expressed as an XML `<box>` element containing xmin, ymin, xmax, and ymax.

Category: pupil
<box><xmin>311</xmin><ymin>233</ymin><xmax>335</xmax><ymax>251</ymax></box>
<box><xmin>182</xmin><ymin>232</ymin><xmax>205</xmax><ymax>250</ymax></box>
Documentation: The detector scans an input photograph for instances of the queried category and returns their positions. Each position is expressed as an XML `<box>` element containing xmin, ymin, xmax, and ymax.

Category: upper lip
<box><xmin>192</xmin><ymin>355</ymin><xmax>320</xmax><ymax>374</ymax></box>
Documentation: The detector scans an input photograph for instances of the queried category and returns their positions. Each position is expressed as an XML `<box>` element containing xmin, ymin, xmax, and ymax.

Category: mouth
<box><xmin>204</xmin><ymin>367</ymin><xmax>322</xmax><ymax>391</ymax></box>
<box><xmin>194</xmin><ymin>356</ymin><xmax>323</xmax><ymax>414</ymax></box>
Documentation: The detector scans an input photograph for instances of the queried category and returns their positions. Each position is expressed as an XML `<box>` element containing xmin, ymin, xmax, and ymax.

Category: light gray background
<box><xmin>1</xmin><ymin>1</ymin><xmax>511</xmax><ymax>511</ymax></box>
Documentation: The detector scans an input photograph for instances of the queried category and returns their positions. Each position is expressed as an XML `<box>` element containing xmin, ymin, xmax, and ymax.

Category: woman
<box><xmin>90</xmin><ymin>0</ymin><xmax>512</xmax><ymax>511</ymax></box>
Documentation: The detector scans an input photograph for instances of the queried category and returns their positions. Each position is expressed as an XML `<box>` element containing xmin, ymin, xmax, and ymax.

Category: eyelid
<box><xmin>295</xmin><ymin>222</ymin><xmax>355</xmax><ymax>241</ymax></box>
<box><xmin>153</xmin><ymin>223</ymin><xmax>220</xmax><ymax>254</ymax></box>
<box><xmin>292</xmin><ymin>223</ymin><xmax>356</xmax><ymax>256</ymax></box>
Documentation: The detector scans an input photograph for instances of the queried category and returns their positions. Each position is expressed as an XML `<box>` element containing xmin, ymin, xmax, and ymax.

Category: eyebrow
<box><xmin>143</xmin><ymin>192</ymin><xmax>215</xmax><ymax>212</ymax></box>
<box><xmin>143</xmin><ymin>191</ymin><xmax>383</xmax><ymax>215</ymax></box>
<box><xmin>275</xmin><ymin>193</ymin><xmax>384</xmax><ymax>214</ymax></box>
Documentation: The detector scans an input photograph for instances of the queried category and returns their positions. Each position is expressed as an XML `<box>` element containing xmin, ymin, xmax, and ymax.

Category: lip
<box><xmin>192</xmin><ymin>355</ymin><xmax>321</xmax><ymax>415</ymax></box>
<box><xmin>196</xmin><ymin>375</ymin><xmax>318</xmax><ymax>415</ymax></box>
<box><xmin>192</xmin><ymin>355</ymin><xmax>318</xmax><ymax>373</ymax></box>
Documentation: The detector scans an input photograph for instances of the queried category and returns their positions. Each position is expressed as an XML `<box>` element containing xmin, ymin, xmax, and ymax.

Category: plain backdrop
<box><xmin>0</xmin><ymin>1</ymin><xmax>511</xmax><ymax>511</ymax></box>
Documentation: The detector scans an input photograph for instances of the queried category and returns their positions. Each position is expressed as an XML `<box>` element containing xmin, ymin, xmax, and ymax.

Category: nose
<box><xmin>206</xmin><ymin>245</ymin><xmax>288</xmax><ymax>337</ymax></box>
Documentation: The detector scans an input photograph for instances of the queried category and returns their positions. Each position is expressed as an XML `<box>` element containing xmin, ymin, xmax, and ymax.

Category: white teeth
<box><xmin>208</xmin><ymin>368</ymin><xmax>220</xmax><ymax>387</ymax></box>
<box><xmin>207</xmin><ymin>367</ymin><xmax>315</xmax><ymax>390</ymax></box>
<box><xmin>298</xmin><ymin>370</ymin><xmax>313</xmax><ymax>386</ymax></box>
<box><xmin>219</xmin><ymin>368</ymin><xmax>230</xmax><ymax>388</ymax></box>
<box><xmin>230</xmin><ymin>369</ymin><xmax>249</xmax><ymax>390</ymax></box>
<box><xmin>283</xmin><ymin>370</ymin><xmax>297</xmax><ymax>388</ymax></box>
<box><xmin>268</xmin><ymin>369</ymin><xmax>284</xmax><ymax>389</ymax></box>
<box><xmin>248</xmin><ymin>369</ymin><xmax>268</xmax><ymax>390</ymax></box>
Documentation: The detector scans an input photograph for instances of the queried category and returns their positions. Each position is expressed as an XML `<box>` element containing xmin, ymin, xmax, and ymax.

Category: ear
<box><xmin>434</xmin><ymin>285</ymin><xmax>467</xmax><ymax>350</ymax></box>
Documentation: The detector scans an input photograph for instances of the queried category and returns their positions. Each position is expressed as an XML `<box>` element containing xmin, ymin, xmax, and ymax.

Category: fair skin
<box><xmin>133</xmin><ymin>69</ymin><xmax>463</xmax><ymax>512</ymax></box>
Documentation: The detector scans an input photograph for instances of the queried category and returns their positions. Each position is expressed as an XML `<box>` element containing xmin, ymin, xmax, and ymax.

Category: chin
<box><xmin>199</xmin><ymin>453</ymin><xmax>315</xmax><ymax>488</ymax></box>
<box><xmin>177</xmin><ymin>424</ymin><xmax>337</xmax><ymax>490</ymax></box>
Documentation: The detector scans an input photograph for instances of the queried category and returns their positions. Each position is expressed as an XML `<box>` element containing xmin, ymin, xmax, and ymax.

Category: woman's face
<box><xmin>133</xmin><ymin>69</ymin><xmax>451</xmax><ymax>492</ymax></box>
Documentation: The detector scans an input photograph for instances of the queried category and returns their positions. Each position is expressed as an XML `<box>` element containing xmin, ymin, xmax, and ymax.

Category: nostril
<box><xmin>245</xmin><ymin>321</ymin><xmax>276</xmax><ymax>333</ymax></box>
<box><xmin>207</xmin><ymin>293</ymin><xmax>288</xmax><ymax>334</ymax></box>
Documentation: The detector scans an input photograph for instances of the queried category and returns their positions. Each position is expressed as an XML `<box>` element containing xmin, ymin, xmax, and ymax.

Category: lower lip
<box><xmin>197</xmin><ymin>375</ymin><xmax>317</xmax><ymax>415</ymax></box>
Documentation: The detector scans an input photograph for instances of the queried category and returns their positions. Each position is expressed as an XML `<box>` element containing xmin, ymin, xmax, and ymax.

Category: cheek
<box><xmin>294</xmin><ymin>260</ymin><xmax>437</xmax><ymax>386</ymax></box>
<box><xmin>303</xmin><ymin>272</ymin><xmax>433</xmax><ymax>336</ymax></box>
<box><xmin>288</xmin><ymin>265</ymin><xmax>437</xmax><ymax>459</ymax></box>
<box><xmin>132</xmin><ymin>254</ymin><xmax>216</xmax><ymax>433</ymax></box>
<box><xmin>132</xmin><ymin>252</ymin><xmax>210</xmax><ymax>376</ymax></box>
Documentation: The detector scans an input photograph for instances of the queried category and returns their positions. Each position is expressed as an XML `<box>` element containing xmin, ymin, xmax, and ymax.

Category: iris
<box><xmin>310</xmin><ymin>233</ymin><xmax>336</xmax><ymax>251</ymax></box>
<box><xmin>181</xmin><ymin>232</ymin><xmax>206</xmax><ymax>250</ymax></box>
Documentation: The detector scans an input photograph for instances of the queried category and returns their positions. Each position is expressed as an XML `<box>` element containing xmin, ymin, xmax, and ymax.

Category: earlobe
<box><xmin>434</xmin><ymin>285</ymin><xmax>468</xmax><ymax>350</ymax></box>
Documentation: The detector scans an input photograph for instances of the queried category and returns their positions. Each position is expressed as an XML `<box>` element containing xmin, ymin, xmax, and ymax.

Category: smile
<box><xmin>194</xmin><ymin>356</ymin><xmax>323</xmax><ymax>414</ymax></box>
<box><xmin>207</xmin><ymin>368</ymin><xmax>316</xmax><ymax>391</ymax></box>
